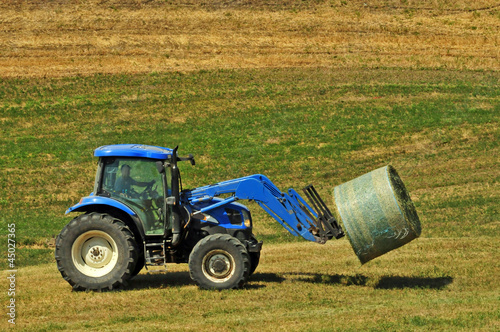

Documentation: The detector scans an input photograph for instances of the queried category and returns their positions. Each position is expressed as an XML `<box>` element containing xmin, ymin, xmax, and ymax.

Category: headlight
<box><xmin>199</xmin><ymin>213</ymin><xmax>218</xmax><ymax>224</ymax></box>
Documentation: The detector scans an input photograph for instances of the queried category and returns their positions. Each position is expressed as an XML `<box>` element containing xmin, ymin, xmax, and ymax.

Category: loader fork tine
<box><xmin>302</xmin><ymin>185</ymin><xmax>345</xmax><ymax>241</ymax></box>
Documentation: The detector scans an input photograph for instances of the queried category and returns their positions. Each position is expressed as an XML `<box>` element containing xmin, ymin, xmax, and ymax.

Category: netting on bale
<box><xmin>333</xmin><ymin>165</ymin><xmax>421</xmax><ymax>264</ymax></box>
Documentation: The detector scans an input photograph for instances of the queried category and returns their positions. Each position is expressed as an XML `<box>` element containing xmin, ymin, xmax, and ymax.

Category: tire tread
<box><xmin>55</xmin><ymin>212</ymin><xmax>139</xmax><ymax>292</ymax></box>
<box><xmin>188</xmin><ymin>234</ymin><xmax>250</xmax><ymax>290</ymax></box>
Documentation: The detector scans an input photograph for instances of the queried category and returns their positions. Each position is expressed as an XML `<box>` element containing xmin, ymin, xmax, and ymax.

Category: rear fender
<box><xmin>66</xmin><ymin>195</ymin><xmax>145</xmax><ymax>241</ymax></box>
<box><xmin>66</xmin><ymin>195</ymin><xmax>135</xmax><ymax>215</ymax></box>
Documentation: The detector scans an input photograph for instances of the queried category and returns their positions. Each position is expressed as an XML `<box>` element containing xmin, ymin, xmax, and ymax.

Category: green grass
<box><xmin>2</xmin><ymin>239</ymin><xmax>499</xmax><ymax>331</ymax></box>
<box><xmin>1</xmin><ymin>68</ymin><xmax>497</xmax><ymax>246</ymax></box>
<box><xmin>0</xmin><ymin>67</ymin><xmax>499</xmax><ymax>330</ymax></box>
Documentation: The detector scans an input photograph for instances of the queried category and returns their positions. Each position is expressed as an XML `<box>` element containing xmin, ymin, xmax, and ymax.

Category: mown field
<box><xmin>1</xmin><ymin>0</ymin><xmax>500</xmax><ymax>77</ymax></box>
<box><xmin>1</xmin><ymin>0</ymin><xmax>499</xmax><ymax>331</ymax></box>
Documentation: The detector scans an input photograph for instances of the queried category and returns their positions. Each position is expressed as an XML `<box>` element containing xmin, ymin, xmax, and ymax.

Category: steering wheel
<box><xmin>140</xmin><ymin>182</ymin><xmax>157</xmax><ymax>199</ymax></box>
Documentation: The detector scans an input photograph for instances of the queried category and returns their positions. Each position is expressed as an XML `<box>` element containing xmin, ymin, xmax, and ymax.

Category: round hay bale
<box><xmin>333</xmin><ymin>165</ymin><xmax>421</xmax><ymax>264</ymax></box>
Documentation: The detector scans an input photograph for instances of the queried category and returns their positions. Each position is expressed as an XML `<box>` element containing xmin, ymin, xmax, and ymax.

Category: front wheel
<box><xmin>55</xmin><ymin>212</ymin><xmax>139</xmax><ymax>291</ymax></box>
<box><xmin>188</xmin><ymin>234</ymin><xmax>250</xmax><ymax>290</ymax></box>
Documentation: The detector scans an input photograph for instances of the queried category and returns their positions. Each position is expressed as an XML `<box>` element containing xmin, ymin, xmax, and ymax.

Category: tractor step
<box><xmin>144</xmin><ymin>242</ymin><xmax>166</xmax><ymax>266</ymax></box>
<box><xmin>302</xmin><ymin>184</ymin><xmax>345</xmax><ymax>242</ymax></box>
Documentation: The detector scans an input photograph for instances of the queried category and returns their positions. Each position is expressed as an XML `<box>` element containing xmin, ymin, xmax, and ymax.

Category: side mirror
<box><xmin>156</xmin><ymin>161</ymin><xmax>165</xmax><ymax>174</ymax></box>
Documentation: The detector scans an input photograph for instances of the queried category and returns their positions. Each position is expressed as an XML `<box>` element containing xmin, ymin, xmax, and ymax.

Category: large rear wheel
<box><xmin>55</xmin><ymin>212</ymin><xmax>139</xmax><ymax>291</ymax></box>
<box><xmin>189</xmin><ymin>234</ymin><xmax>250</xmax><ymax>290</ymax></box>
<box><xmin>131</xmin><ymin>253</ymin><xmax>145</xmax><ymax>277</ymax></box>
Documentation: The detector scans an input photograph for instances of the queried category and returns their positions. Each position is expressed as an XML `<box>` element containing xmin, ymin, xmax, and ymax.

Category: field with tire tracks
<box><xmin>0</xmin><ymin>1</ymin><xmax>499</xmax><ymax>331</ymax></box>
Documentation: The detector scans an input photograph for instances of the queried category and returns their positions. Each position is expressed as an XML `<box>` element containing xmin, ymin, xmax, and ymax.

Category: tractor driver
<box><xmin>114</xmin><ymin>164</ymin><xmax>155</xmax><ymax>197</ymax></box>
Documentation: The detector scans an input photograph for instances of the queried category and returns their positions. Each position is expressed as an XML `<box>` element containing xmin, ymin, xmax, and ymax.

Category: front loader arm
<box><xmin>183</xmin><ymin>174</ymin><xmax>344</xmax><ymax>243</ymax></box>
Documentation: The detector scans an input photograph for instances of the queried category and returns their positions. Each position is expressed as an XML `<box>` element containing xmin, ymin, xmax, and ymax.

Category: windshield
<box><xmin>100</xmin><ymin>158</ymin><xmax>164</xmax><ymax>196</ymax></box>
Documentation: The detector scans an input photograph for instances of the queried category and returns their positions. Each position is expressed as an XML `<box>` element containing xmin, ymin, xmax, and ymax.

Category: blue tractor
<box><xmin>55</xmin><ymin>144</ymin><xmax>344</xmax><ymax>290</ymax></box>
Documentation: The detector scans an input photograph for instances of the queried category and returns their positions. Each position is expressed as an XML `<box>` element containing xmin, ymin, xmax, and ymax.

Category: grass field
<box><xmin>1</xmin><ymin>0</ymin><xmax>499</xmax><ymax>331</ymax></box>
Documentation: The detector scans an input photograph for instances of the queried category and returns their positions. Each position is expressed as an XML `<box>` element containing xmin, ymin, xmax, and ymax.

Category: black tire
<box><xmin>55</xmin><ymin>212</ymin><xmax>139</xmax><ymax>291</ymax></box>
<box><xmin>131</xmin><ymin>253</ymin><xmax>145</xmax><ymax>277</ymax></box>
<box><xmin>188</xmin><ymin>234</ymin><xmax>250</xmax><ymax>290</ymax></box>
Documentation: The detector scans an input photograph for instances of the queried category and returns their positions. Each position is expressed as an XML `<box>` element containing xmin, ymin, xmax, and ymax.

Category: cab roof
<box><xmin>94</xmin><ymin>144</ymin><xmax>173</xmax><ymax>160</ymax></box>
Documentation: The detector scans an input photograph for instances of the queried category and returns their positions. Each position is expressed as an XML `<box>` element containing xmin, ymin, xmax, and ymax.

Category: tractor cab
<box><xmin>98</xmin><ymin>157</ymin><xmax>168</xmax><ymax>235</ymax></box>
<box><xmin>91</xmin><ymin>145</ymin><xmax>180</xmax><ymax>237</ymax></box>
